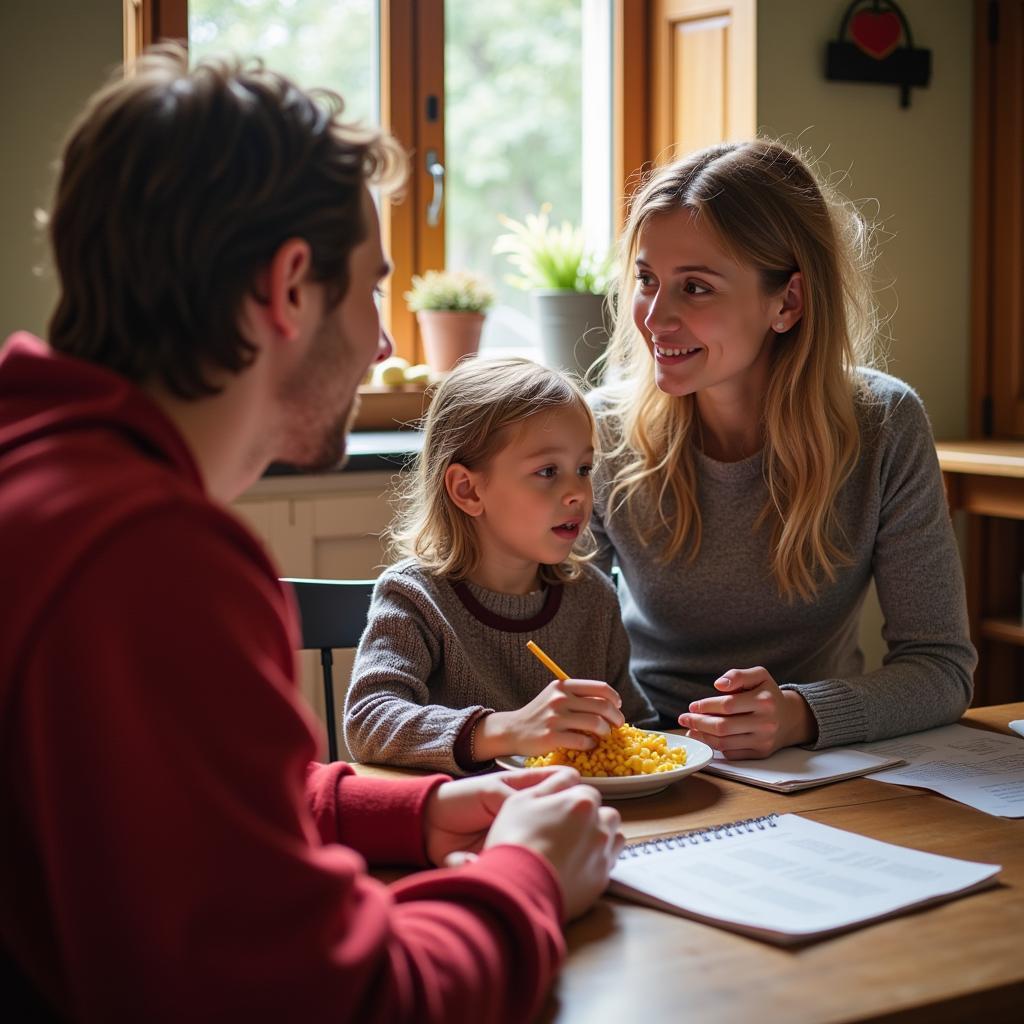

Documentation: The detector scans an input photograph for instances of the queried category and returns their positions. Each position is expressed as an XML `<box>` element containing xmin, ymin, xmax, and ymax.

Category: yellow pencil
<box><xmin>526</xmin><ymin>640</ymin><xmax>570</xmax><ymax>682</ymax></box>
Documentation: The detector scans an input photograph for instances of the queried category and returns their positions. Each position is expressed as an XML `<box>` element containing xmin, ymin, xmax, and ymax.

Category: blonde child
<box><xmin>344</xmin><ymin>356</ymin><xmax>657</xmax><ymax>773</ymax></box>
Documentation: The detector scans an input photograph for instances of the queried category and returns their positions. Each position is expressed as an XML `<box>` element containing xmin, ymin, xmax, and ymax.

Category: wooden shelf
<box><xmin>352</xmin><ymin>384</ymin><xmax>433</xmax><ymax>432</ymax></box>
<box><xmin>980</xmin><ymin>617</ymin><xmax>1024</xmax><ymax>646</ymax></box>
<box><xmin>935</xmin><ymin>440</ymin><xmax>1024</xmax><ymax>479</ymax></box>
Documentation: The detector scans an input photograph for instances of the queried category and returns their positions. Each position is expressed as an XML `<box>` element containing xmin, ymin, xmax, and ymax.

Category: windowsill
<box><xmin>263</xmin><ymin>429</ymin><xmax>424</xmax><ymax>477</ymax></box>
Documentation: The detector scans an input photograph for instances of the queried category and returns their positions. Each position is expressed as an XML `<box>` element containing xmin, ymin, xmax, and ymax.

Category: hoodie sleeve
<box><xmin>12</xmin><ymin>501</ymin><xmax>565</xmax><ymax>1024</ymax></box>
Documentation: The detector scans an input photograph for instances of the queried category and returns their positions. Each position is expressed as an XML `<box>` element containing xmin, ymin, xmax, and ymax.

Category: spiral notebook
<box><xmin>608</xmin><ymin>813</ymin><xmax>1000</xmax><ymax>945</ymax></box>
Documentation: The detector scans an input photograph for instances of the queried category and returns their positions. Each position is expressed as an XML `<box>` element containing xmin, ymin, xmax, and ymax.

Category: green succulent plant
<box><xmin>492</xmin><ymin>204</ymin><xmax>613</xmax><ymax>294</ymax></box>
<box><xmin>404</xmin><ymin>269</ymin><xmax>495</xmax><ymax>314</ymax></box>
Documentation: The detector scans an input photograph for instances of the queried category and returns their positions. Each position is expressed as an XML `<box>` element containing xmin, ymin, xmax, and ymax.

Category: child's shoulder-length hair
<box><xmin>387</xmin><ymin>356</ymin><xmax>597</xmax><ymax>584</ymax></box>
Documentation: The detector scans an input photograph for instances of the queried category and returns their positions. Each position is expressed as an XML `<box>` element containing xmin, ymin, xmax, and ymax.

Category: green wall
<box><xmin>0</xmin><ymin>0</ymin><xmax>122</xmax><ymax>340</ymax></box>
<box><xmin>758</xmin><ymin>0</ymin><xmax>973</xmax><ymax>440</ymax></box>
<box><xmin>758</xmin><ymin>0</ymin><xmax>974</xmax><ymax>668</ymax></box>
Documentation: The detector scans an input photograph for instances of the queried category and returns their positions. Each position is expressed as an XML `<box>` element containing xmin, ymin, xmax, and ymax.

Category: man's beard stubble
<box><xmin>302</xmin><ymin>395</ymin><xmax>360</xmax><ymax>472</ymax></box>
<box><xmin>276</xmin><ymin>320</ymin><xmax>364</xmax><ymax>472</ymax></box>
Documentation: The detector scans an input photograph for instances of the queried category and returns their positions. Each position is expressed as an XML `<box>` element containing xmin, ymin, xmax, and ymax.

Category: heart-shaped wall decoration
<box><xmin>849</xmin><ymin>9</ymin><xmax>902</xmax><ymax>60</ymax></box>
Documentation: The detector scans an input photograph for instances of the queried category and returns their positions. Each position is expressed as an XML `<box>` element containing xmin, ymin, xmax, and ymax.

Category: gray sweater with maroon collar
<box><xmin>588</xmin><ymin>368</ymin><xmax>976</xmax><ymax>749</ymax></box>
<box><xmin>344</xmin><ymin>560</ymin><xmax>657</xmax><ymax>775</ymax></box>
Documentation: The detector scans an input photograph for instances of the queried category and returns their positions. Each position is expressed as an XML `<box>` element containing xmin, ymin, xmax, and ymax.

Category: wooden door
<box><xmin>964</xmin><ymin>0</ymin><xmax>1024</xmax><ymax>705</ymax></box>
<box><xmin>649</xmin><ymin>0</ymin><xmax>756</xmax><ymax>164</ymax></box>
<box><xmin>990</xmin><ymin>0</ymin><xmax>1024</xmax><ymax>436</ymax></box>
<box><xmin>974</xmin><ymin>0</ymin><xmax>1024</xmax><ymax>438</ymax></box>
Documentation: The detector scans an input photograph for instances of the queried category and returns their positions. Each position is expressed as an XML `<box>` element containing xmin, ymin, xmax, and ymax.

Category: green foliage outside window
<box><xmin>188</xmin><ymin>0</ymin><xmax>594</xmax><ymax>337</ymax></box>
<box><xmin>445</xmin><ymin>1</ymin><xmax>585</xmax><ymax>318</ymax></box>
<box><xmin>189</xmin><ymin>0</ymin><xmax>376</xmax><ymax>125</ymax></box>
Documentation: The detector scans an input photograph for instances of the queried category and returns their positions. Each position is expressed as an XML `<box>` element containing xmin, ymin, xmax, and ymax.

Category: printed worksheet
<box><xmin>857</xmin><ymin>724</ymin><xmax>1024</xmax><ymax>817</ymax></box>
<box><xmin>609</xmin><ymin>813</ymin><xmax>1000</xmax><ymax>944</ymax></box>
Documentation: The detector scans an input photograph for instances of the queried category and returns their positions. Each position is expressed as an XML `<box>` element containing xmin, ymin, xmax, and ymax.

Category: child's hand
<box><xmin>475</xmin><ymin>679</ymin><xmax>625</xmax><ymax>760</ymax></box>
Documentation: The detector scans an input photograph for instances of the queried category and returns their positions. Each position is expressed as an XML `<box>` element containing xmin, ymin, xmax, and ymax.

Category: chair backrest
<box><xmin>281</xmin><ymin>578</ymin><xmax>375</xmax><ymax>651</ymax></box>
<box><xmin>280</xmin><ymin>577</ymin><xmax>376</xmax><ymax>763</ymax></box>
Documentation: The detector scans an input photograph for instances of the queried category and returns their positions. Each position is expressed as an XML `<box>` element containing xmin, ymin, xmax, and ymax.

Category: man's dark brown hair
<box><xmin>46</xmin><ymin>45</ymin><xmax>405</xmax><ymax>398</ymax></box>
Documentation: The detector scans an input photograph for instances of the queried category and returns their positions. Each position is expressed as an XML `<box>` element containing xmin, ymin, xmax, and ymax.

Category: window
<box><xmin>444</xmin><ymin>0</ymin><xmax>612</xmax><ymax>354</ymax></box>
<box><xmin>132</xmin><ymin>1</ymin><xmax>653</xmax><ymax>361</ymax></box>
<box><xmin>189</xmin><ymin>0</ymin><xmax>380</xmax><ymax>126</ymax></box>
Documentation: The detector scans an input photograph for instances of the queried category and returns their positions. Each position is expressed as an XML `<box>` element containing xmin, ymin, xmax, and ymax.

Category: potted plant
<box><xmin>404</xmin><ymin>269</ymin><xmax>495</xmax><ymax>374</ymax></box>
<box><xmin>493</xmin><ymin>204</ymin><xmax>613</xmax><ymax>377</ymax></box>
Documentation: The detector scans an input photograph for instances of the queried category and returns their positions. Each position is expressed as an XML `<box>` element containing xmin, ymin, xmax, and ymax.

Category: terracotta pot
<box><xmin>415</xmin><ymin>310</ymin><xmax>484</xmax><ymax>373</ymax></box>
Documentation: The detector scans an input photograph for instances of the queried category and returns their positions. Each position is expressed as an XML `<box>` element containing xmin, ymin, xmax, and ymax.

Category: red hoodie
<box><xmin>0</xmin><ymin>333</ymin><xmax>564</xmax><ymax>1022</ymax></box>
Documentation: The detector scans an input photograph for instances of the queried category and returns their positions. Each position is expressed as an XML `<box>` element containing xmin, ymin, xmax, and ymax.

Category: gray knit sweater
<box><xmin>589</xmin><ymin>368</ymin><xmax>976</xmax><ymax>749</ymax></box>
<box><xmin>344</xmin><ymin>560</ymin><xmax>658</xmax><ymax>774</ymax></box>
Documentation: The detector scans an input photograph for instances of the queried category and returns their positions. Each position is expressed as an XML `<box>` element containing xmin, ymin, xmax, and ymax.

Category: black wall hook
<box><xmin>826</xmin><ymin>0</ymin><xmax>931</xmax><ymax>108</ymax></box>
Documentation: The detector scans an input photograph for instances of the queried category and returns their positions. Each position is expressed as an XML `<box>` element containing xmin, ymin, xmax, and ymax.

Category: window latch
<box><xmin>426</xmin><ymin>149</ymin><xmax>445</xmax><ymax>227</ymax></box>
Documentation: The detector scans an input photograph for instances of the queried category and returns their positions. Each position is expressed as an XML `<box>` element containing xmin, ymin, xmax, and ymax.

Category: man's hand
<box><xmin>423</xmin><ymin>766</ymin><xmax>582</xmax><ymax>868</ymax></box>
<box><xmin>484</xmin><ymin>770</ymin><xmax>623</xmax><ymax>921</ymax></box>
<box><xmin>423</xmin><ymin>767</ymin><xmax>624</xmax><ymax>921</ymax></box>
<box><xmin>473</xmin><ymin>679</ymin><xmax>625</xmax><ymax>761</ymax></box>
<box><xmin>676</xmin><ymin>667</ymin><xmax>818</xmax><ymax>759</ymax></box>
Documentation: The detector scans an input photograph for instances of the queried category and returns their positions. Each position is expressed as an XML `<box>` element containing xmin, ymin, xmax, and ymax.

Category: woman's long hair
<box><xmin>601</xmin><ymin>140</ymin><xmax>879</xmax><ymax>601</ymax></box>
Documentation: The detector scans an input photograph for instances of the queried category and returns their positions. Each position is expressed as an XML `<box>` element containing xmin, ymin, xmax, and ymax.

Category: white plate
<box><xmin>495</xmin><ymin>732</ymin><xmax>714</xmax><ymax>800</ymax></box>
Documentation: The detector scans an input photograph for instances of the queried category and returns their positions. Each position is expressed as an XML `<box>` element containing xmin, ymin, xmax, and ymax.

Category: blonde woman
<box><xmin>591</xmin><ymin>140</ymin><xmax>975</xmax><ymax>759</ymax></box>
<box><xmin>345</xmin><ymin>357</ymin><xmax>656</xmax><ymax>774</ymax></box>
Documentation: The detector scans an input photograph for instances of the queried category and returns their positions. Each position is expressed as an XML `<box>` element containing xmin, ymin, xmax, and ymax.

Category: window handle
<box><xmin>426</xmin><ymin>149</ymin><xmax>445</xmax><ymax>227</ymax></box>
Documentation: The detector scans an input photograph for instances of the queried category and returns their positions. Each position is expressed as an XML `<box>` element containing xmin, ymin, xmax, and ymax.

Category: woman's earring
<box><xmin>775</xmin><ymin>321</ymin><xmax>785</xmax><ymax>332</ymax></box>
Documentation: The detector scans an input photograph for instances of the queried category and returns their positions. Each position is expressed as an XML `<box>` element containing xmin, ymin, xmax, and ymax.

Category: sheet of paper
<box><xmin>609</xmin><ymin>813</ymin><xmax>1000</xmax><ymax>943</ymax></box>
<box><xmin>702</xmin><ymin>746</ymin><xmax>902</xmax><ymax>790</ymax></box>
<box><xmin>857</xmin><ymin>724</ymin><xmax>1024</xmax><ymax>818</ymax></box>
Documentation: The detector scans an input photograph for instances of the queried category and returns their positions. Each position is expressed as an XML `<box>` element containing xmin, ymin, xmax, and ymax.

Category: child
<box><xmin>344</xmin><ymin>356</ymin><xmax>657</xmax><ymax>774</ymax></box>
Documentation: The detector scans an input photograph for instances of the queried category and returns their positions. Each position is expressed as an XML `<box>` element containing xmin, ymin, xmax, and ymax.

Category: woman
<box><xmin>590</xmin><ymin>139</ymin><xmax>975</xmax><ymax>758</ymax></box>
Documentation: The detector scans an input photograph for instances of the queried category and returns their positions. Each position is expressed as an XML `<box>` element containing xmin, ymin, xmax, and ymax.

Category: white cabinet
<box><xmin>232</xmin><ymin>470</ymin><xmax>400</xmax><ymax>751</ymax></box>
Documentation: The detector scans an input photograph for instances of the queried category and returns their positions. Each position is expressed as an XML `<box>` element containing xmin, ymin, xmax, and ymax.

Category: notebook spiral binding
<box><xmin>621</xmin><ymin>813</ymin><xmax>779</xmax><ymax>858</ymax></box>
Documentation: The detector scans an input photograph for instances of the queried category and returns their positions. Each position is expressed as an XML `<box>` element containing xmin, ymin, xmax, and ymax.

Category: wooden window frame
<box><xmin>614</xmin><ymin>0</ymin><xmax>651</xmax><ymax>237</ymax></box>
<box><xmin>381</xmin><ymin>0</ymin><xmax>443</xmax><ymax>365</ymax></box>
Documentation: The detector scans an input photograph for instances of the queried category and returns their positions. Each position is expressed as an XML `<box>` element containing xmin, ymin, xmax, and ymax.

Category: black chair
<box><xmin>280</xmin><ymin>577</ymin><xmax>375</xmax><ymax>762</ymax></box>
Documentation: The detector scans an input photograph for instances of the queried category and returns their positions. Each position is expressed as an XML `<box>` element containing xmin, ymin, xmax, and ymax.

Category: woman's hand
<box><xmin>676</xmin><ymin>667</ymin><xmax>818</xmax><ymax>758</ymax></box>
<box><xmin>473</xmin><ymin>679</ymin><xmax>625</xmax><ymax>761</ymax></box>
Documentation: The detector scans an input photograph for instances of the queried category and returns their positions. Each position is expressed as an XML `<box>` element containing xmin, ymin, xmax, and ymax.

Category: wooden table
<box><xmin>357</xmin><ymin>704</ymin><xmax>1024</xmax><ymax>1022</ymax></box>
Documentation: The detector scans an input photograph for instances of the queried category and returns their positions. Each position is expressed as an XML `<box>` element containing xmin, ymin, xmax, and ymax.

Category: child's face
<box><xmin>631</xmin><ymin>207</ymin><xmax>782</xmax><ymax>403</ymax></box>
<box><xmin>471</xmin><ymin>403</ymin><xmax>594</xmax><ymax>581</ymax></box>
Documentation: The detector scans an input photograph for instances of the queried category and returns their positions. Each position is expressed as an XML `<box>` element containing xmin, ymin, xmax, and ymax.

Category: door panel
<box><xmin>651</xmin><ymin>0</ymin><xmax>756</xmax><ymax>163</ymax></box>
<box><xmin>990</xmin><ymin>0</ymin><xmax>1024</xmax><ymax>436</ymax></box>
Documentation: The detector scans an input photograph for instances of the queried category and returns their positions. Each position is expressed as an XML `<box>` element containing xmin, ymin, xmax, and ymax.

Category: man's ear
<box><xmin>444</xmin><ymin>463</ymin><xmax>484</xmax><ymax>517</ymax></box>
<box><xmin>247</xmin><ymin>238</ymin><xmax>314</xmax><ymax>343</ymax></box>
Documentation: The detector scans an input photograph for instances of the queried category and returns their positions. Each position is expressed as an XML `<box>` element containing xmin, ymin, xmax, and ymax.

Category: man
<box><xmin>0</xmin><ymin>46</ymin><xmax>622</xmax><ymax>1022</ymax></box>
